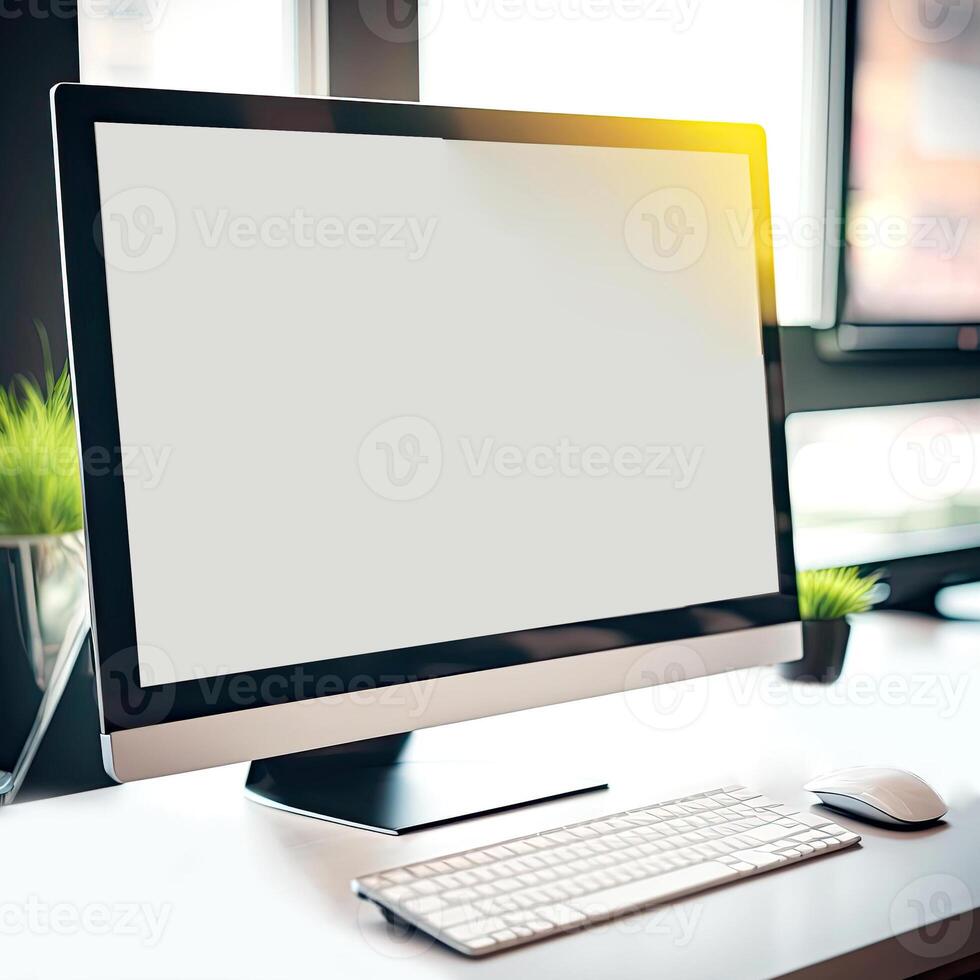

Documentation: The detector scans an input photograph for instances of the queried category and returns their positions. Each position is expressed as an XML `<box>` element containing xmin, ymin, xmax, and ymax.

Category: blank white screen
<box><xmin>94</xmin><ymin>122</ymin><xmax>779</xmax><ymax>684</ymax></box>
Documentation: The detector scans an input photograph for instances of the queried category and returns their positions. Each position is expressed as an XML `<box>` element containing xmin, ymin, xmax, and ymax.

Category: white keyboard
<box><xmin>352</xmin><ymin>785</ymin><xmax>860</xmax><ymax>956</ymax></box>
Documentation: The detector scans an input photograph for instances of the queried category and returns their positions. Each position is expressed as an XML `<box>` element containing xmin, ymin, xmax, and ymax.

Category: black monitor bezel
<box><xmin>53</xmin><ymin>83</ymin><xmax>798</xmax><ymax>733</ymax></box>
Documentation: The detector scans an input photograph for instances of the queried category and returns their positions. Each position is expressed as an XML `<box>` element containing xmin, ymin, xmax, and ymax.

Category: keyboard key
<box><xmin>569</xmin><ymin>862</ymin><xmax>736</xmax><ymax>919</ymax></box>
<box><xmin>742</xmin><ymin>823</ymin><xmax>797</xmax><ymax>845</ymax></box>
<box><xmin>425</xmin><ymin>861</ymin><xmax>454</xmax><ymax>874</ymax></box>
<box><xmin>381</xmin><ymin>885</ymin><xmax>413</xmax><ymax>903</ymax></box>
<box><xmin>728</xmin><ymin>849</ymin><xmax>784</xmax><ymax>870</ymax></box>
<box><xmin>527</xmin><ymin>919</ymin><xmax>553</xmax><ymax>934</ymax></box>
<box><xmin>383</xmin><ymin>869</ymin><xmax>414</xmax><ymax>884</ymax></box>
<box><xmin>793</xmin><ymin>830</ymin><xmax>830</xmax><ymax>844</ymax></box>
<box><xmin>403</xmin><ymin>896</ymin><xmax>446</xmax><ymax>915</ymax></box>
<box><xmin>443</xmin><ymin>888</ymin><xmax>480</xmax><ymax>904</ymax></box>
<box><xmin>537</xmin><ymin>904</ymin><xmax>587</xmax><ymax>928</ymax></box>
<box><xmin>770</xmin><ymin>805</ymin><xmax>803</xmax><ymax>818</ymax></box>
<box><xmin>795</xmin><ymin>812</ymin><xmax>834</xmax><ymax>828</ymax></box>
<box><xmin>445</xmin><ymin>917</ymin><xmax>507</xmax><ymax>943</ymax></box>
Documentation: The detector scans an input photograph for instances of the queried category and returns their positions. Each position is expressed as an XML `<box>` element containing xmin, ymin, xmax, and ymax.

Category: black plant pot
<box><xmin>779</xmin><ymin>619</ymin><xmax>851</xmax><ymax>684</ymax></box>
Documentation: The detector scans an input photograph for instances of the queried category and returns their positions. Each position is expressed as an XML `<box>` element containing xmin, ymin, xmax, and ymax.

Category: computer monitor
<box><xmin>834</xmin><ymin>0</ymin><xmax>980</xmax><ymax>352</ymax></box>
<box><xmin>788</xmin><ymin>398</ymin><xmax>980</xmax><ymax>605</ymax></box>
<box><xmin>53</xmin><ymin>85</ymin><xmax>800</xmax><ymax>831</ymax></box>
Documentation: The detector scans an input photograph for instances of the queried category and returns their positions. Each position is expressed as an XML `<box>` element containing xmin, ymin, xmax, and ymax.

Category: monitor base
<box><xmin>244</xmin><ymin>732</ymin><xmax>607</xmax><ymax>835</ymax></box>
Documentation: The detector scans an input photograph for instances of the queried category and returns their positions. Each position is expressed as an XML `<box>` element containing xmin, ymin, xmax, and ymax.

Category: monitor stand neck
<box><xmin>244</xmin><ymin>730</ymin><xmax>607</xmax><ymax>835</ymax></box>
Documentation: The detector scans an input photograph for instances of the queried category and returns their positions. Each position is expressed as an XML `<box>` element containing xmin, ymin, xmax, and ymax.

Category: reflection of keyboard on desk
<box><xmin>353</xmin><ymin>785</ymin><xmax>861</xmax><ymax>957</ymax></box>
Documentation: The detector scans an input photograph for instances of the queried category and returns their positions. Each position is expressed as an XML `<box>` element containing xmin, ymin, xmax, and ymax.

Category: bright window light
<box><xmin>420</xmin><ymin>0</ymin><xmax>830</xmax><ymax>326</ymax></box>
<box><xmin>78</xmin><ymin>0</ymin><xmax>297</xmax><ymax>96</ymax></box>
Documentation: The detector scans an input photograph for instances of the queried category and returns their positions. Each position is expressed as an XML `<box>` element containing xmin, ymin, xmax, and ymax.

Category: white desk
<box><xmin>4</xmin><ymin>612</ymin><xmax>980</xmax><ymax>979</ymax></box>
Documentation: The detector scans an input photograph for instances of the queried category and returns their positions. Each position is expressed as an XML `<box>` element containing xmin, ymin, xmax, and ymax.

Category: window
<box><xmin>78</xmin><ymin>0</ymin><xmax>298</xmax><ymax>95</ymax></box>
<box><xmin>419</xmin><ymin>0</ymin><xmax>842</xmax><ymax>326</ymax></box>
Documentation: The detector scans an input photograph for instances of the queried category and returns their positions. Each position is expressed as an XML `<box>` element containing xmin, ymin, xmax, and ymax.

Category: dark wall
<box><xmin>328</xmin><ymin>0</ymin><xmax>419</xmax><ymax>101</ymax></box>
<box><xmin>0</xmin><ymin>0</ymin><xmax>79</xmax><ymax>386</ymax></box>
<box><xmin>780</xmin><ymin>327</ymin><xmax>980</xmax><ymax>415</ymax></box>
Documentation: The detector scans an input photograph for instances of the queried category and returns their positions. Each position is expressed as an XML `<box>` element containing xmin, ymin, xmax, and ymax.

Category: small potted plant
<box><xmin>780</xmin><ymin>567</ymin><xmax>880</xmax><ymax>684</ymax></box>
<box><xmin>1</xmin><ymin>322</ymin><xmax>87</xmax><ymax>797</ymax></box>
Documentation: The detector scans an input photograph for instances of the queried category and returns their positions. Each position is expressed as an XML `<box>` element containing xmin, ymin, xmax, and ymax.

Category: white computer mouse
<box><xmin>803</xmin><ymin>767</ymin><xmax>947</xmax><ymax>827</ymax></box>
